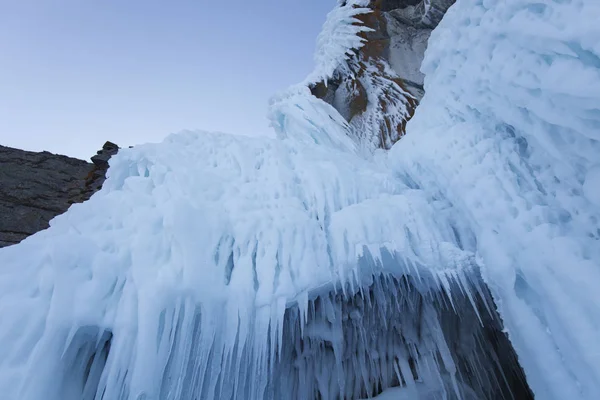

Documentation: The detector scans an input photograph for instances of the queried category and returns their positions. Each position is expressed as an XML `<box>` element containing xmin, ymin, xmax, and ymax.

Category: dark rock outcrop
<box><xmin>86</xmin><ymin>141</ymin><xmax>119</xmax><ymax>195</ymax></box>
<box><xmin>0</xmin><ymin>142</ymin><xmax>118</xmax><ymax>247</ymax></box>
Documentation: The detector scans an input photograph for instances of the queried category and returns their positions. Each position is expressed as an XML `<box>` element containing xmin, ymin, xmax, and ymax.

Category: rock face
<box><xmin>310</xmin><ymin>0</ymin><xmax>455</xmax><ymax>150</ymax></box>
<box><xmin>0</xmin><ymin>142</ymin><xmax>118</xmax><ymax>247</ymax></box>
<box><xmin>88</xmin><ymin>141</ymin><xmax>120</xmax><ymax>194</ymax></box>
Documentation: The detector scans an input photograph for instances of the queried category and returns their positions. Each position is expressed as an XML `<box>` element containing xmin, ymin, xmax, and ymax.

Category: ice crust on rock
<box><xmin>306</xmin><ymin>0</ymin><xmax>374</xmax><ymax>85</ymax></box>
<box><xmin>584</xmin><ymin>165</ymin><xmax>600</xmax><ymax>206</ymax></box>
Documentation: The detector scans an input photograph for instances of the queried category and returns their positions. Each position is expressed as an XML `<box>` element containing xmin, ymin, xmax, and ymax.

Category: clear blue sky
<box><xmin>0</xmin><ymin>0</ymin><xmax>336</xmax><ymax>159</ymax></box>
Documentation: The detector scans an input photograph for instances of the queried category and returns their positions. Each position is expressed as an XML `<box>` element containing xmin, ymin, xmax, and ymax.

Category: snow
<box><xmin>0</xmin><ymin>0</ymin><xmax>598</xmax><ymax>399</ymax></box>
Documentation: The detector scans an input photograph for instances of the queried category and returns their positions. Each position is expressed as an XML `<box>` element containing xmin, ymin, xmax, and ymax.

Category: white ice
<box><xmin>305</xmin><ymin>0</ymin><xmax>373</xmax><ymax>85</ymax></box>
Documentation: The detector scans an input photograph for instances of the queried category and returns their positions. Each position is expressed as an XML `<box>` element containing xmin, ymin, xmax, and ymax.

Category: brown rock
<box><xmin>309</xmin><ymin>0</ymin><xmax>454</xmax><ymax>150</ymax></box>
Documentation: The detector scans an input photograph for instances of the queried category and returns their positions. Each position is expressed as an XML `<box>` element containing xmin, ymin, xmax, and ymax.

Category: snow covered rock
<box><xmin>309</xmin><ymin>0</ymin><xmax>455</xmax><ymax>151</ymax></box>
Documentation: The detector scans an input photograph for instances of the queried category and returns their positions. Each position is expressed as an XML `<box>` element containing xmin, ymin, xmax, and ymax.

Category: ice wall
<box><xmin>0</xmin><ymin>123</ymin><xmax>500</xmax><ymax>399</ymax></box>
<box><xmin>0</xmin><ymin>91</ymin><xmax>529</xmax><ymax>399</ymax></box>
<box><xmin>0</xmin><ymin>0</ymin><xmax>597</xmax><ymax>399</ymax></box>
<box><xmin>391</xmin><ymin>0</ymin><xmax>600</xmax><ymax>398</ymax></box>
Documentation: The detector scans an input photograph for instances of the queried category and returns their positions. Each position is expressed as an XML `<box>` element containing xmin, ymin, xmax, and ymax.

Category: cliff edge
<box><xmin>0</xmin><ymin>142</ymin><xmax>118</xmax><ymax>247</ymax></box>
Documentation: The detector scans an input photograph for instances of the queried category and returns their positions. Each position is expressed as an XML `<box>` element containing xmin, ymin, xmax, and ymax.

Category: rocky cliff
<box><xmin>0</xmin><ymin>142</ymin><xmax>118</xmax><ymax>247</ymax></box>
<box><xmin>310</xmin><ymin>0</ymin><xmax>455</xmax><ymax>150</ymax></box>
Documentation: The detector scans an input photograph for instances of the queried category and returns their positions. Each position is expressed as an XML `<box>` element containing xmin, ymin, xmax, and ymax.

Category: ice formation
<box><xmin>1</xmin><ymin>126</ymin><xmax>510</xmax><ymax>399</ymax></box>
<box><xmin>390</xmin><ymin>0</ymin><xmax>600</xmax><ymax>398</ymax></box>
<box><xmin>0</xmin><ymin>0</ymin><xmax>598</xmax><ymax>399</ymax></box>
<box><xmin>308</xmin><ymin>0</ymin><xmax>422</xmax><ymax>152</ymax></box>
<box><xmin>305</xmin><ymin>0</ymin><xmax>373</xmax><ymax>85</ymax></box>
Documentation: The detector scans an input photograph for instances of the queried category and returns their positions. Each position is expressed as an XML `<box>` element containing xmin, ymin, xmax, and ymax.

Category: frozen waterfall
<box><xmin>1</xmin><ymin>0</ymin><xmax>599</xmax><ymax>399</ymax></box>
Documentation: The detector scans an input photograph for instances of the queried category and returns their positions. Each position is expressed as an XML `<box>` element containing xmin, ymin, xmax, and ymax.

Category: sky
<box><xmin>0</xmin><ymin>0</ymin><xmax>336</xmax><ymax>159</ymax></box>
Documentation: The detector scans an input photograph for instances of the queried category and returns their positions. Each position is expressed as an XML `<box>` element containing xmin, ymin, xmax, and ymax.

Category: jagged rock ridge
<box><xmin>0</xmin><ymin>142</ymin><xmax>118</xmax><ymax>247</ymax></box>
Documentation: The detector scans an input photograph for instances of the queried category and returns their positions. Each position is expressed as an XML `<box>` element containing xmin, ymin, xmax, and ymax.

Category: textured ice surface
<box><xmin>0</xmin><ymin>124</ymin><xmax>485</xmax><ymax>399</ymax></box>
<box><xmin>0</xmin><ymin>62</ymin><xmax>515</xmax><ymax>398</ymax></box>
<box><xmin>584</xmin><ymin>165</ymin><xmax>600</xmax><ymax>206</ymax></box>
<box><xmin>390</xmin><ymin>0</ymin><xmax>600</xmax><ymax>399</ymax></box>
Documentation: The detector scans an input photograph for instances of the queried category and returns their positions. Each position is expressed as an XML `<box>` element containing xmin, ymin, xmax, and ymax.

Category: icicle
<box><xmin>457</xmin><ymin>270</ymin><xmax>484</xmax><ymax>326</ymax></box>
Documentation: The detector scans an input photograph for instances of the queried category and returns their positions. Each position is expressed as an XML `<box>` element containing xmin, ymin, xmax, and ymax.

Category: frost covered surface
<box><xmin>391</xmin><ymin>0</ymin><xmax>600</xmax><ymax>398</ymax></box>
<box><xmin>305</xmin><ymin>0</ymin><xmax>373</xmax><ymax>85</ymax></box>
<box><xmin>345</xmin><ymin>61</ymin><xmax>417</xmax><ymax>151</ymax></box>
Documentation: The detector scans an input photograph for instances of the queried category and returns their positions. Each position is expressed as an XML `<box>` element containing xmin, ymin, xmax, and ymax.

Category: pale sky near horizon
<box><xmin>0</xmin><ymin>0</ymin><xmax>336</xmax><ymax>159</ymax></box>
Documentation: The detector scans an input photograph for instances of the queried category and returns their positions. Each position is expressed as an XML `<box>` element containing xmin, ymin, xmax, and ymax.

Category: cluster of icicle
<box><xmin>304</xmin><ymin>0</ymin><xmax>419</xmax><ymax>152</ymax></box>
<box><xmin>0</xmin><ymin>122</ymin><xmax>496</xmax><ymax>399</ymax></box>
<box><xmin>305</xmin><ymin>0</ymin><xmax>373</xmax><ymax>85</ymax></box>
